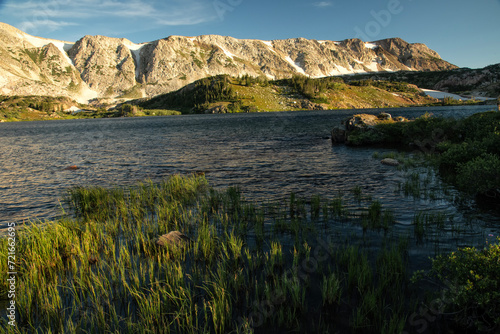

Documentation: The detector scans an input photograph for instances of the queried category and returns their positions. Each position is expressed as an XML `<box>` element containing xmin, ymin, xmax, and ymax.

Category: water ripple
<box><xmin>0</xmin><ymin>106</ymin><xmax>497</xmax><ymax>241</ymax></box>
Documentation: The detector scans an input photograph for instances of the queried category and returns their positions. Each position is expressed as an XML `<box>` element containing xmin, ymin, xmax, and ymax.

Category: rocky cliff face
<box><xmin>68</xmin><ymin>35</ymin><xmax>139</xmax><ymax>97</ymax></box>
<box><xmin>432</xmin><ymin>64</ymin><xmax>500</xmax><ymax>97</ymax></box>
<box><xmin>374</xmin><ymin>38</ymin><xmax>453</xmax><ymax>71</ymax></box>
<box><xmin>0</xmin><ymin>22</ymin><xmax>458</xmax><ymax>103</ymax></box>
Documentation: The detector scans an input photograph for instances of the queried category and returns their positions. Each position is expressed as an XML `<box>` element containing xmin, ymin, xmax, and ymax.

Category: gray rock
<box><xmin>204</xmin><ymin>105</ymin><xmax>228</xmax><ymax>114</ymax></box>
<box><xmin>331</xmin><ymin>127</ymin><xmax>347</xmax><ymax>144</ymax></box>
<box><xmin>377</xmin><ymin>112</ymin><xmax>392</xmax><ymax>120</ymax></box>
<box><xmin>300</xmin><ymin>100</ymin><xmax>326</xmax><ymax>110</ymax></box>
<box><xmin>381</xmin><ymin>158</ymin><xmax>400</xmax><ymax>166</ymax></box>
<box><xmin>332</xmin><ymin>113</ymin><xmax>413</xmax><ymax>146</ymax></box>
<box><xmin>345</xmin><ymin>114</ymin><xmax>381</xmax><ymax>131</ymax></box>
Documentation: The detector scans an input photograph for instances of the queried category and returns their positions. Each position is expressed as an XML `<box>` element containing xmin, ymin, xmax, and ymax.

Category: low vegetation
<box><xmin>113</xmin><ymin>104</ymin><xmax>181</xmax><ymax>117</ymax></box>
<box><xmin>0</xmin><ymin>95</ymin><xmax>181</xmax><ymax>121</ymax></box>
<box><xmin>140</xmin><ymin>75</ymin><xmax>238</xmax><ymax>113</ymax></box>
<box><xmin>3</xmin><ymin>174</ymin><xmax>496</xmax><ymax>332</ymax></box>
<box><xmin>1</xmin><ymin>73</ymin><xmax>487</xmax><ymax>121</ymax></box>
<box><xmin>0</xmin><ymin>95</ymin><xmax>80</xmax><ymax>121</ymax></box>
<box><xmin>138</xmin><ymin>74</ymin><xmax>480</xmax><ymax>114</ymax></box>
<box><xmin>427</xmin><ymin>239</ymin><xmax>500</xmax><ymax>332</ymax></box>
<box><xmin>349</xmin><ymin>111</ymin><xmax>500</xmax><ymax>197</ymax></box>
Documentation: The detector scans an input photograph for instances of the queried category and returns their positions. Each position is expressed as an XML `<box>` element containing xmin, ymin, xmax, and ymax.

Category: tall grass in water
<box><xmin>0</xmin><ymin>174</ymin><xmax>446</xmax><ymax>333</ymax></box>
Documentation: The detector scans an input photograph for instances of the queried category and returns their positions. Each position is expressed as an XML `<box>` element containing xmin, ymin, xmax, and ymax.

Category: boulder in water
<box><xmin>331</xmin><ymin>126</ymin><xmax>347</xmax><ymax>144</ymax></box>
<box><xmin>381</xmin><ymin>158</ymin><xmax>400</xmax><ymax>167</ymax></box>
<box><xmin>156</xmin><ymin>231</ymin><xmax>192</xmax><ymax>248</ymax></box>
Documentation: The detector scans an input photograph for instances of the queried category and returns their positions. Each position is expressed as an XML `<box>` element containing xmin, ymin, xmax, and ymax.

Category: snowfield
<box><xmin>123</xmin><ymin>40</ymin><xmax>148</xmax><ymax>79</ymax></box>
<box><xmin>19</xmin><ymin>32</ymin><xmax>75</xmax><ymax>66</ymax></box>
<box><xmin>421</xmin><ymin>89</ymin><xmax>469</xmax><ymax>100</ymax></box>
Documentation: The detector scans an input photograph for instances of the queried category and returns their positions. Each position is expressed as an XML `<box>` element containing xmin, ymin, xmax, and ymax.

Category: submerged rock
<box><xmin>156</xmin><ymin>231</ymin><xmax>192</xmax><ymax>248</ymax></box>
<box><xmin>381</xmin><ymin>158</ymin><xmax>400</xmax><ymax>167</ymax></box>
<box><xmin>331</xmin><ymin>126</ymin><xmax>347</xmax><ymax>144</ymax></box>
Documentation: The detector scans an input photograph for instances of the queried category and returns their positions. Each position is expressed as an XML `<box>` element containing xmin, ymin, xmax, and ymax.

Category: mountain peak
<box><xmin>0</xmin><ymin>22</ymin><xmax>457</xmax><ymax>103</ymax></box>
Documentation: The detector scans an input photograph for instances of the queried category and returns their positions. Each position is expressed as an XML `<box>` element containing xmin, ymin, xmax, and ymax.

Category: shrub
<box><xmin>228</xmin><ymin>100</ymin><xmax>243</xmax><ymax>113</ymax></box>
<box><xmin>430</xmin><ymin>239</ymin><xmax>500</xmax><ymax>332</ymax></box>
<box><xmin>456</xmin><ymin>154</ymin><xmax>500</xmax><ymax>194</ymax></box>
<box><xmin>438</xmin><ymin>141</ymin><xmax>486</xmax><ymax>176</ymax></box>
<box><xmin>400</xmin><ymin>115</ymin><xmax>458</xmax><ymax>145</ymax></box>
<box><xmin>346</xmin><ymin>129</ymin><xmax>385</xmax><ymax>146</ymax></box>
<box><xmin>311</xmin><ymin>96</ymin><xmax>329</xmax><ymax>104</ymax></box>
<box><xmin>143</xmin><ymin>109</ymin><xmax>181</xmax><ymax>116</ymax></box>
<box><xmin>117</xmin><ymin>104</ymin><xmax>141</xmax><ymax>117</ymax></box>
<box><xmin>458</xmin><ymin>111</ymin><xmax>500</xmax><ymax>142</ymax></box>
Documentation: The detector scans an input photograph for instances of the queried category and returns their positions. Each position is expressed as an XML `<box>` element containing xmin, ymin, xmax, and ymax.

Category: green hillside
<box><xmin>0</xmin><ymin>95</ymin><xmax>85</xmax><ymax>121</ymax></box>
<box><xmin>137</xmin><ymin>74</ymin><xmax>479</xmax><ymax>114</ymax></box>
<box><xmin>1</xmin><ymin>74</ymin><xmax>488</xmax><ymax>121</ymax></box>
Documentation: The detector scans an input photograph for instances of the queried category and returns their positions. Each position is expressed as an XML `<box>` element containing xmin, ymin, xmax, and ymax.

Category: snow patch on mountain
<box><xmin>421</xmin><ymin>89</ymin><xmax>468</xmax><ymax>100</ymax></box>
<box><xmin>18</xmin><ymin>32</ymin><xmax>75</xmax><ymax>66</ymax></box>
<box><xmin>262</xmin><ymin>40</ymin><xmax>277</xmax><ymax>54</ymax></box>
<box><xmin>123</xmin><ymin>40</ymin><xmax>148</xmax><ymax>80</ymax></box>
<box><xmin>262</xmin><ymin>41</ymin><xmax>273</xmax><ymax>48</ymax></box>
<box><xmin>284</xmin><ymin>56</ymin><xmax>306</xmax><ymax>75</ymax></box>
<box><xmin>330</xmin><ymin>65</ymin><xmax>354</xmax><ymax>76</ymax></box>
<box><xmin>366</xmin><ymin>60</ymin><xmax>380</xmax><ymax>72</ymax></box>
<box><xmin>218</xmin><ymin>44</ymin><xmax>235</xmax><ymax>60</ymax></box>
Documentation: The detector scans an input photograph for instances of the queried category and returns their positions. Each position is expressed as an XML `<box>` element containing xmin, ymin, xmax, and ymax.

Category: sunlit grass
<box><xmin>0</xmin><ymin>174</ymin><xmax>475</xmax><ymax>333</ymax></box>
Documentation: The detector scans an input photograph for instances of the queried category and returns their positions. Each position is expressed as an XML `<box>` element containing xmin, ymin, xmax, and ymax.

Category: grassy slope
<box><xmin>0</xmin><ymin>95</ymin><xmax>88</xmax><ymax>122</ymax></box>
<box><xmin>1</xmin><ymin>74</ymin><xmax>485</xmax><ymax>121</ymax></box>
<box><xmin>231</xmin><ymin>80</ymin><xmax>435</xmax><ymax>111</ymax></box>
<box><xmin>138</xmin><ymin>75</ymin><xmax>479</xmax><ymax>114</ymax></box>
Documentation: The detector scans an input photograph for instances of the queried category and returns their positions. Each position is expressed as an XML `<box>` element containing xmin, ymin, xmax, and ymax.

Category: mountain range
<box><xmin>0</xmin><ymin>22</ymin><xmax>460</xmax><ymax>104</ymax></box>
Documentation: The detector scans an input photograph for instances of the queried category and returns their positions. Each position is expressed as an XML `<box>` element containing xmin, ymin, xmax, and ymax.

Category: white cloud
<box><xmin>19</xmin><ymin>20</ymin><xmax>78</xmax><ymax>34</ymax></box>
<box><xmin>313</xmin><ymin>1</ymin><xmax>333</xmax><ymax>7</ymax></box>
<box><xmin>4</xmin><ymin>0</ymin><xmax>218</xmax><ymax>35</ymax></box>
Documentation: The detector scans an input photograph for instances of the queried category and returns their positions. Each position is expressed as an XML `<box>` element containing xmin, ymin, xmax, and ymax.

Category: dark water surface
<box><xmin>1</xmin><ymin>106</ymin><xmax>499</xmax><ymax>261</ymax></box>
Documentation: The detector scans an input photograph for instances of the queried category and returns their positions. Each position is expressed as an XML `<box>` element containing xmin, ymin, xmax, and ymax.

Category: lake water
<box><xmin>1</xmin><ymin>105</ymin><xmax>499</xmax><ymax>262</ymax></box>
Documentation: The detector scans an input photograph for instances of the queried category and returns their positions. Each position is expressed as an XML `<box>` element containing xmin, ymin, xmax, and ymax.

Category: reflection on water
<box><xmin>0</xmin><ymin>105</ymin><xmax>499</xmax><ymax>260</ymax></box>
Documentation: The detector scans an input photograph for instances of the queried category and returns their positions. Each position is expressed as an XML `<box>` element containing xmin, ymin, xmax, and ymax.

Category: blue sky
<box><xmin>0</xmin><ymin>0</ymin><xmax>498</xmax><ymax>69</ymax></box>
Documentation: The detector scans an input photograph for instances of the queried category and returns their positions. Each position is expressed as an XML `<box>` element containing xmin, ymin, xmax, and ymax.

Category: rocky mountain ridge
<box><xmin>341</xmin><ymin>63</ymin><xmax>500</xmax><ymax>99</ymax></box>
<box><xmin>0</xmin><ymin>22</ymin><xmax>457</xmax><ymax>103</ymax></box>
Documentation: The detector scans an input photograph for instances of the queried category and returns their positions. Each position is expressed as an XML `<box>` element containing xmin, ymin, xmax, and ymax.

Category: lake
<box><xmin>1</xmin><ymin>105</ymin><xmax>499</xmax><ymax>258</ymax></box>
<box><xmin>3</xmin><ymin>105</ymin><xmax>500</xmax><ymax>332</ymax></box>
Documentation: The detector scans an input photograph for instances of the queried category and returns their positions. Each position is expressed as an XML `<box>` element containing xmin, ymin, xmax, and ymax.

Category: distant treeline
<box><xmin>277</xmin><ymin>75</ymin><xmax>344</xmax><ymax>101</ymax></box>
<box><xmin>0</xmin><ymin>95</ymin><xmax>74</xmax><ymax>115</ymax></box>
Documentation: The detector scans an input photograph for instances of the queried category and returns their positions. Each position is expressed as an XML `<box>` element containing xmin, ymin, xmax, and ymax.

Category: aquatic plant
<box><xmin>0</xmin><ymin>174</ymin><xmax>477</xmax><ymax>333</ymax></box>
